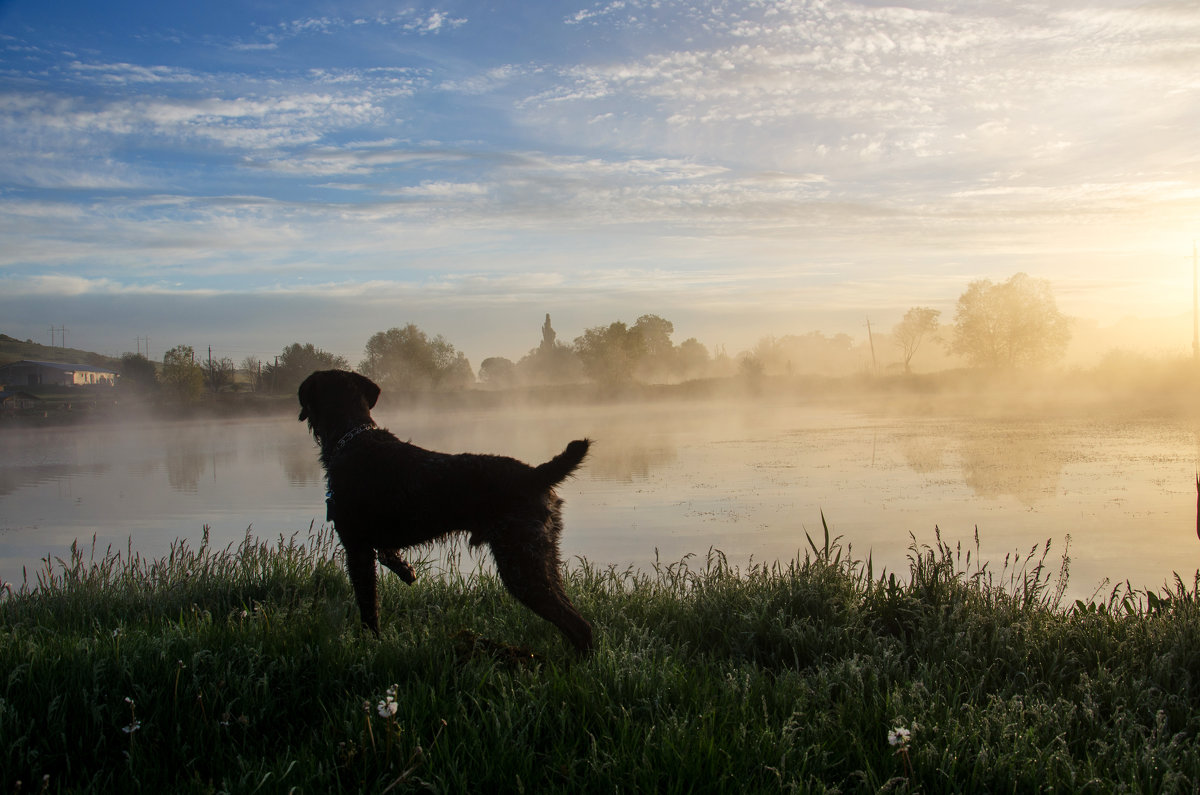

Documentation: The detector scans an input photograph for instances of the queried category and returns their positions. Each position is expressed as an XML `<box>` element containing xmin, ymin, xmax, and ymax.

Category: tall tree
<box><xmin>118</xmin><ymin>352</ymin><xmax>158</xmax><ymax>393</ymax></box>
<box><xmin>159</xmin><ymin>345</ymin><xmax>204</xmax><ymax>401</ymax></box>
<box><xmin>950</xmin><ymin>273</ymin><xmax>1071</xmax><ymax>368</ymax></box>
<box><xmin>359</xmin><ymin>324</ymin><xmax>473</xmax><ymax>391</ymax></box>
<box><xmin>519</xmin><ymin>313</ymin><xmax>583</xmax><ymax>384</ymax></box>
<box><xmin>893</xmin><ymin>307</ymin><xmax>941</xmax><ymax>374</ymax></box>
<box><xmin>631</xmin><ymin>314</ymin><xmax>677</xmax><ymax>380</ymax></box>
<box><xmin>264</xmin><ymin>343</ymin><xmax>349</xmax><ymax>394</ymax></box>
<box><xmin>573</xmin><ymin>321</ymin><xmax>646</xmax><ymax>384</ymax></box>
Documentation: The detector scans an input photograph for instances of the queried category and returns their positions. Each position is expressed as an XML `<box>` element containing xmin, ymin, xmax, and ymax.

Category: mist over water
<box><xmin>2</xmin><ymin>399</ymin><xmax>1198</xmax><ymax>600</ymax></box>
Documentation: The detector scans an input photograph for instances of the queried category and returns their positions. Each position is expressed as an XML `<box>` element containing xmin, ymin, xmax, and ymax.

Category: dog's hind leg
<box><xmin>344</xmin><ymin>543</ymin><xmax>381</xmax><ymax>634</ymax></box>
<box><xmin>378</xmin><ymin>549</ymin><xmax>417</xmax><ymax>584</ymax></box>
<box><xmin>489</xmin><ymin>523</ymin><xmax>593</xmax><ymax>653</ymax></box>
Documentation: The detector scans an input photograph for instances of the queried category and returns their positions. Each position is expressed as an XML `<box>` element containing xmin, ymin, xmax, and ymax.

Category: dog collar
<box><xmin>332</xmin><ymin>423</ymin><xmax>375</xmax><ymax>456</ymax></box>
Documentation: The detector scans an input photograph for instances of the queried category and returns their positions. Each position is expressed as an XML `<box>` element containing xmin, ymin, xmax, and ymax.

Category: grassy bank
<box><xmin>3</xmin><ymin>525</ymin><xmax>1200</xmax><ymax>793</ymax></box>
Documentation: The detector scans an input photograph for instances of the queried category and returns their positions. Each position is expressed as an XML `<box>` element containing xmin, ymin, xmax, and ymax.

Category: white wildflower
<box><xmin>376</xmin><ymin>697</ymin><xmax>397</xmax><ymax>718</ymax></box>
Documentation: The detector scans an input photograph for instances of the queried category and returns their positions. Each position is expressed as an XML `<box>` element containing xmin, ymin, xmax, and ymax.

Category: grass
<box><xmin>3</xmin><ymin>520</ymin><xmax>1200</xmax><ymax>793</ymax></box>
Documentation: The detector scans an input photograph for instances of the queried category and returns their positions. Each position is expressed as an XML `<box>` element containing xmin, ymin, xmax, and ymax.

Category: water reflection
<box><xmin>957</xmin><ymin>424</ymin><xmax>1065</xmax><ymax>505</ymax></box>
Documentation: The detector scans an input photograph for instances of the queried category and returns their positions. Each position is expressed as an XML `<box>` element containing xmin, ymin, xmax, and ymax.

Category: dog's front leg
<box><xmin>344</xmin><ymin>544</ymin><xmax>380</xmax><ymax>634</ymax></box>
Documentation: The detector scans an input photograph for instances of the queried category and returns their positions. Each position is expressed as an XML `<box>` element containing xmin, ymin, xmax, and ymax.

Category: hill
<box><xmin>0</xmin><ymin>333</ymin><xmax>124</xmax><ymax>370</ymax></box>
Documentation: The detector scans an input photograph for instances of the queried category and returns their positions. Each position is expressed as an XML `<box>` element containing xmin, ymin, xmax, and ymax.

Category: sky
<box><xmin>1</xmin><ymin>0</ymin><xmax>1199</xmax><ymax>369</ymax></box>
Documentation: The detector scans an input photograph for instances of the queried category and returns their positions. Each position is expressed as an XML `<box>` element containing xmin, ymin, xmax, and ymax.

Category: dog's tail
<box><xmin>533</xmin><ymin>439</ymin><xmax>590</xmax><ymax>489</ymax></box>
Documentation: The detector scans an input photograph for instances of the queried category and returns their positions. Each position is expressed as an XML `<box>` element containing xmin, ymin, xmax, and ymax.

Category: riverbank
<box><xmin>3</xmin><ymin>525</ymin><xmax>1199</xmax><ymax>792</ymax></box>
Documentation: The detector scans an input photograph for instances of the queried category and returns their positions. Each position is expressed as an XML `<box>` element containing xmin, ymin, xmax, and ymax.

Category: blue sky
<box><xmin>2</xmin><ymin>0</ymin><xmax>1198</xmax><ymax>367</ymax></box>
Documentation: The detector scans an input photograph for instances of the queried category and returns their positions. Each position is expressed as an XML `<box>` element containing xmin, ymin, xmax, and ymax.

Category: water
<box><xmin>2</xmin><ymin>401</ymin><xmax>1198</xmax><ymax>599</ymax></box>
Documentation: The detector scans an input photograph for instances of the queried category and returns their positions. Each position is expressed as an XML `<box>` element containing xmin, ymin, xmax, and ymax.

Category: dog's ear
<box><xmin>297</xmin><ymin>374</ymin><xmax>316</xmax><ymax>422</ymax></box>
<box><xmin>351</xmin><ymin>372</ymin><xmax>381</xmax><ymax>408</ymax></box>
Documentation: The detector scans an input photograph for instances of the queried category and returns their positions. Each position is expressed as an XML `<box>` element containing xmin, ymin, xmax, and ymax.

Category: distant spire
<box><xmin>540</xmin><ymin>313</ymin><xmax>557</xmax><ymax>352</ymax></box>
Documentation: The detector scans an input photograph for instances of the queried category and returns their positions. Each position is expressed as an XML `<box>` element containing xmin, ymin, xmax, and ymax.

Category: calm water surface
<box><xmin>2</xmin><ymin>401</ymin><xmax>1198</xmax><ymax>600</ymax></box>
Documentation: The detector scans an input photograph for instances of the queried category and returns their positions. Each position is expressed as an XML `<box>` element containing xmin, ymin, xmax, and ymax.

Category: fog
<box><xmin>3</xmin><ymin>389</ymin><xmax>1199</xmax><ymax>603</ymax></box>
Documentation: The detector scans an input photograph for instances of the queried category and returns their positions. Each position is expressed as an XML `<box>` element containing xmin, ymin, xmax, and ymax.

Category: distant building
<box><xmin>0</xmin><ymin>390</ymin><xmax>41</xmax><ymax>410</ymax></box>
<box><xmin>0</xmin><ymin>360</ymin><xmax>117</xmax><ymax>387</ymax></box>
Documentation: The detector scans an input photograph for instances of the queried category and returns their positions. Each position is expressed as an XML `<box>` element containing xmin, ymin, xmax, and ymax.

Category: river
<box><xmin>2</xmin><ymin>399</ymin><xmax>1198</xmax><ymax>600</ymax></box>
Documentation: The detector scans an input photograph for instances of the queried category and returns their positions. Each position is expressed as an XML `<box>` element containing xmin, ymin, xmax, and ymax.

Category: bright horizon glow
<box><xmin>1</xmin><ymin>1</ymin><xmax>1198</xmax><ymax>369</ymax></box>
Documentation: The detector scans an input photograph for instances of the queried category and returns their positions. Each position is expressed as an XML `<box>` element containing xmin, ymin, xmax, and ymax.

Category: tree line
<box><xmin>117</xmin><ymin>272</ymin><xmax>1072</xmax><ymax>399</ymax></box>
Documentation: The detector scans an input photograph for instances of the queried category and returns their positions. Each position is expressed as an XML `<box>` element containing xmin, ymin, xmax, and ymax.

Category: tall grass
<box><xmin>3</xmin><ymin>518</ymin><xmax>1200</xmax><ymax>793</ymax></box>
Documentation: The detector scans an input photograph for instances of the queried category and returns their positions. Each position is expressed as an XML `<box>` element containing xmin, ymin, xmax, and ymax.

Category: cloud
<box><xmin>239</xmin><ymin>7</ymin><xmax>467</xmax><ymax>50</ymax></box>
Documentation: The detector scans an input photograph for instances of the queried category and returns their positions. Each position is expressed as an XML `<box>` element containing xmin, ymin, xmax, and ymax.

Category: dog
<box><xmin>298</xmin><ymin>369</ymin><xmax>593</xmax><ymax>653</ymax></box>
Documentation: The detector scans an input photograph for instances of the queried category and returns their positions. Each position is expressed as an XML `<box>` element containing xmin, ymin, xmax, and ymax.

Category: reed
<box><xmin>2</xmin><ymin>520</ymin><xmax>1199</xmax><ymax>793</ymax></box>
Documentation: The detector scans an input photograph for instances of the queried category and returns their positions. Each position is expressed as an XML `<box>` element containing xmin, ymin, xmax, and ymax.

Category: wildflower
<box><xmin>375</xmin><ymin>684</ymin><xmax>400</xmax><ymax>718</ymax></box>
<box><xmin>888</xmin><ymin>726</ymin><xmax>911</xmax><ymax>747</ymax></box>
<box><xmin>377</xmin><ymin>696</ymin><xmax>398</xmax><ymax>718</ymax></box>
<box><xmin>122</xmin><ymin>697</ymin><xmax>141</xmax><ymax>734</ymax></box>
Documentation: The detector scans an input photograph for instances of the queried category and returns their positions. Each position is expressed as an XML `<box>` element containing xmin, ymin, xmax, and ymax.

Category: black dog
<box><xmin>298</xmin><ymin>369</ymin><xmax>593</xmax><ymax>652</ymax></box>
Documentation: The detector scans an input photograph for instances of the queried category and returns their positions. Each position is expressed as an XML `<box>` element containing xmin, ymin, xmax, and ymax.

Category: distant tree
<box><xmin>359</xmin><ymin>324</ymin><xmax>474</xmax><ymax>391</ymax></box>
<box><xmin>264</xmin><ymin>343</ymin><xmax>349</xmax><ymax>395</ymax></box>
<box><xmin>893</xmin><ymin>307</ymin><xmax>941</xmax><ymax>374</ymax></box>
<box><xmin>950</xmin><ymin>273</ymin><xmax>1071</xmax><ymax>368</ymax></box>
<box><xmin>159</xmin><ymin>345</ymin><xmax>204</xmax><ymax>401</ymax></box>
<box><xmin>738</xmin><ymin>354</ymin><xmax>765</xmax><ymax>382</ymax></box>
<box><xmin>676</xmin><ymin>337</ymin><xmax>711</xmax><ymax>380</ymax></box>
<box><xmin>206</xmin><ymin>356</ymin><xmax>236</xmax><ymax>391</ymax></box>
<box><xmin>479</xmin><ymin>357</ymin><xmax>517</xmax><ymax>388</ymax></box>
<box><xmin>518</xmin><ymin>314</ymin><xmax>584</xmax><ymax>384</ymax></box>
<box><xmin>574</xmin><ymin>321</ymin><xmax>646</xmax><ymax>384</ymax></box>
<box><xmin>240</xmin><ymin>356</ymin><xmax>261</xmax><ymax>392</ymax></box>
<box><xmin>631</xmin><ymin>314</ymin><xmax>677</xmax><ymax>380</ymax></box>
<box><xmin>539</xmin><ymin>314</ymin><xmax>557</xmax><ymax>351</ymax></box>
<box><xmin>118</xmin><ymin>352</ymin><xmax>158</xmax><ymax>393</ymax></box>
<box><xmin>751</xmin><ymin>332</ymin><xmax>856</xmax><ymax>376</ymax></box>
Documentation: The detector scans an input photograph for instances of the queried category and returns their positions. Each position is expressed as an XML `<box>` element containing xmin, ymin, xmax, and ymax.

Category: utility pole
<box><xmin>865</xmin><ymin>316</ymin><xmax>878</xmax><ymax>375</ymax></box>
<box><xmin>208</xmin><ymin>346</ymin><xmax>214</xmax><ymax>392</ymax></box>
<box><xmin>1193</xmin><ymin>241</ymin><xmax>1198</xmax><ymax>364</ymax></box>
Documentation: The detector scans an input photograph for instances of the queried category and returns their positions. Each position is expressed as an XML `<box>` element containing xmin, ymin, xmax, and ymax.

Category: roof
<box><xmin>0</xmin><ymin>359</ymin><xmax>116</xmax><ymax>375</ymax></box>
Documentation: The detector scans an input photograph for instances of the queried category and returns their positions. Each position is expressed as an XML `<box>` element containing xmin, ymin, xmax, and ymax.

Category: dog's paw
<box><xmin>378</xmin><ymin>550</ymin><xmax>417</xmax><ymax>584</ymax></box>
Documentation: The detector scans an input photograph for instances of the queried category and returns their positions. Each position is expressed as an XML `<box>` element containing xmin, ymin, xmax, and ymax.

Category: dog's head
<box><xmin>297</xmin><ymin>369</ymin><xmax>381</xmax><ymax>442</ymax></box>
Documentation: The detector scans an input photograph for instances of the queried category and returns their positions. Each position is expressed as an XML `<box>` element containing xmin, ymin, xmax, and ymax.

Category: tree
<box><xmin>631</xmin><ymin>314</ymin><xmax>676</xmax><ymax>380</ymax></box>
<box><xmin>573</xmin><ymin>321</ymin><xmax>646</xmax><ymax>384</ymax></box>
<box><xmin>893</xmin><ymin>307</ymin><xmax>941</xmax><ymax>374</ymax></box>
<box><xmin>206</xmin><ymin>356</ymin><xmax>236</xmax><ymax>392</ymax></box>
<box><xmin>159</xmin><ymin>345</ymin><xmax>204</xmax><ymax>401</ymax></box>
<box><xmin>359</xmin><ymin>324</ymin><xmax>474</xmax><ymax>392</ymax></box>
<box><xmin>949</xmin><ymin>273</ymin><xmax>1071</xmax><ymax>368</ymax></box>
<box><xmin>118</xmin><ymin>352</ymin><xmax>158</xmax><ymax>393</ymax></box>
<box><xmin>750</xmin><ymin>332</ymin><xmax>856</xmax><ymax>376</ymax></box>
<box><xmin>518</xmin><ymin>314</ymin><xmax>584</xmax><ymax>385</ymax></box>
<box><xmin>240</xmin><ymin>356</ymin><xmax>261</xmax><ymax>392</ymax></box>
<box><xmin>264</xmin><ymin>343</ymin><xmax>349</xmax><ymax>395</ymax></box>
<box><xmin>677</xmin><ymin>337</ymin><xmax>711</xmax><ymax>380</ymax></box>
<box><xmin>479</xmin><ymin>357</ymin><xmax>517</xmax><ymax>388</ymax></box>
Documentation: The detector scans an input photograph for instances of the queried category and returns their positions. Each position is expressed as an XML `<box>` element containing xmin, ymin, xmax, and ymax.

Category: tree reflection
<box><xmin>956</xmin><ymin>424</ymin><xmax>1064</xmax><ymax>505</ymax></box>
